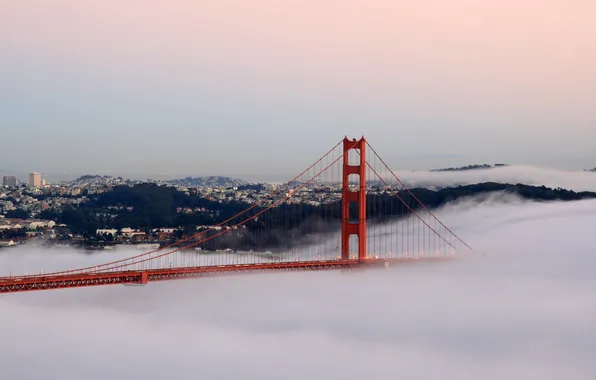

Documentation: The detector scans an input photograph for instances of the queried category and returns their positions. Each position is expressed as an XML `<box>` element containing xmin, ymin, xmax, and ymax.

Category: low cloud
<box><xmin>389</xmin><ymin>165</ymin><xmax>596</xmax><ymax>192</ymax></box>
<box><xmin>1</xmin><ymin>195</ymin><xmax>595</xmax><ymax>379</ymax></box>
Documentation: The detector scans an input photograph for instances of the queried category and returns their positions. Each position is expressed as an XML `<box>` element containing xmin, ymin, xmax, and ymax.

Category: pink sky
<box><xmin>1</xmin><ymin>1</ymin><xmax>595</xmax><ymax>175</ymax></box>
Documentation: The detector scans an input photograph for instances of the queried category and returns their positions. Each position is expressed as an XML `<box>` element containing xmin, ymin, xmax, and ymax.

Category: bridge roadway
<box><xmin>0</xmin><ymin>257</ymin><xmax>453</xmax><ymax>294</ymax></box>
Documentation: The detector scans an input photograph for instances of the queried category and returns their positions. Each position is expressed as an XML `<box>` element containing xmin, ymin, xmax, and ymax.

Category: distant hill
<box><xmin>430</xmin><ymin>164</ymin><xmax>508</xmax><ymax>172</ymax></box>
<box><xmin>167</xmin><ymin>176</ymin><xmax>250</xmax><ymax>188</ymax></box>
<box><xmin>66</xmin><ymin>174</ymin><xmax>128</xmax><ymax>185</ymax></box>
<box><xmin>76</xmin><ymin>175</ymin><xmax>113</xmax><ymax>181</ymax></box>
<box><xmin>585</xmin><ymin>167</ymin><xmax>596</xmax><ymax>172</ymax></box>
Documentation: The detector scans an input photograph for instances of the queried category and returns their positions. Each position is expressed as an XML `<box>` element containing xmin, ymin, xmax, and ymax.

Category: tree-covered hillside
<box><xmin>38</xmin><ymin>182</ymin><xmax>596</xmax><ymax>243</ymax></box>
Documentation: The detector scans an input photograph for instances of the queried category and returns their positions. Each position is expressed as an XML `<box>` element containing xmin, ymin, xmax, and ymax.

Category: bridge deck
<box><xmin>0</xmin><ymin>257</ymin><xmax>452</xmax><ymax>294</ymax></box>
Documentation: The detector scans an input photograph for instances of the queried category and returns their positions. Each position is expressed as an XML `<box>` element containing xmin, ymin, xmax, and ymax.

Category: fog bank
<box><xmin>392</xmin><ymin>165</ymin><xmax>596</xmax><ymax>192</ymax></box>
<box><xmin>1</xmin><ymin>195</ymin><xmax>595</xmax><ymax>379</ymax></box>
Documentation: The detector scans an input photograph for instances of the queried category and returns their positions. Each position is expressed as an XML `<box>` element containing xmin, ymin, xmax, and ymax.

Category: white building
<box><xmin>28</xmin><ymin>221</ymin><xmax>56</xmax><ymax>230</ymax></box>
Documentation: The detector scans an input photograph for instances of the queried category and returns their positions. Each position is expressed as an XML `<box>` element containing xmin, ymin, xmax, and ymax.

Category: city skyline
<box><xmin>2</xmin><ymin>1</ymin><xmax>595</xmax><ymax>176</ymax></box>
<box><xmin>2</xmin><ymin>150</ymin><xmax>596</xmax><ymax>183</ymax></box>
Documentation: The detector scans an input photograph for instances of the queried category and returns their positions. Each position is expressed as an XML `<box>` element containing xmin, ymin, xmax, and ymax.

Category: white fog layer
<box><xmin>392</xmin><ymin>165</ymin><xmax>596</xmax><ymax>192</ymax></box>
<box><xmin>1</xmin><ymin>195</ymin><xmax>595</xmax><ymax>379</ymax></box>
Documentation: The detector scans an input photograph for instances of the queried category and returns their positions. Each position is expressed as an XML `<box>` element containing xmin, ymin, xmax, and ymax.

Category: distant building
<box><xmin>29</xmin><ymin>172</ymin><xmax>41</xmax><ymax>187</ymax></box>
<box><xmin>2</xmin><ymin>176</ymin><xmax>16</xmax><ymax>187</ymax></box>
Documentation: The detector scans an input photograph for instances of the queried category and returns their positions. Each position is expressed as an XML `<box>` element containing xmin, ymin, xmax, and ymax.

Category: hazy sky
<box><xmin>1</xmin><ymin>195</ymin><xmax>596</xmax><ymax>378</ymax></box>
<box><xmin>2</xmin><ymin>0</ymin><xmax>595</xmax><ymax>178</ymax></box>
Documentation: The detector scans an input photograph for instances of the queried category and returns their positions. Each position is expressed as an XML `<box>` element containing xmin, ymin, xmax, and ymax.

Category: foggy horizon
<box><xmin>1</xmin><ymin>143</ymin><xmax>596</xmax><ymax>181</ymax></box>
<box><xmin>4</xmin><ymin>164</ymin><xmax>596</xmax><ymax>194</ymax></box>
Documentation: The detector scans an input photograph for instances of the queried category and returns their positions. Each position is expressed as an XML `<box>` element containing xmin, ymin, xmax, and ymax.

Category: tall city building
<box><xmin>29</xmin><ymin>172</ymin><xmax>41</xmax><ymax>187</ymax></box>
<box><xmin>2</xmin><ymin>176</ymin><xmax>17</xmax><ymax>187</ymax></box>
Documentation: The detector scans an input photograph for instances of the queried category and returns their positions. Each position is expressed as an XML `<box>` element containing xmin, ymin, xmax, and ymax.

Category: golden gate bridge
<box><xmin>0</xmin><ymin>137</ymin><xmax>474</xmax><ymax>293</ymax></box>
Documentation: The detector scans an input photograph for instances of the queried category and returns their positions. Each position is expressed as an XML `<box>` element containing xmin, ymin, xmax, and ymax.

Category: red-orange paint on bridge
<box><xmin>0</xmin><ymin>257</ymin><xmax>453</xmax><ymax>294</ymax></box>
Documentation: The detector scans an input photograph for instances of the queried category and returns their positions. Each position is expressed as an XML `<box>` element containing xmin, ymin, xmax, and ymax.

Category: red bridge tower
<box><xmin>341</xmin><ymin>137</ymin><xmax>367</xmax><ymax>261</ymax></box>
